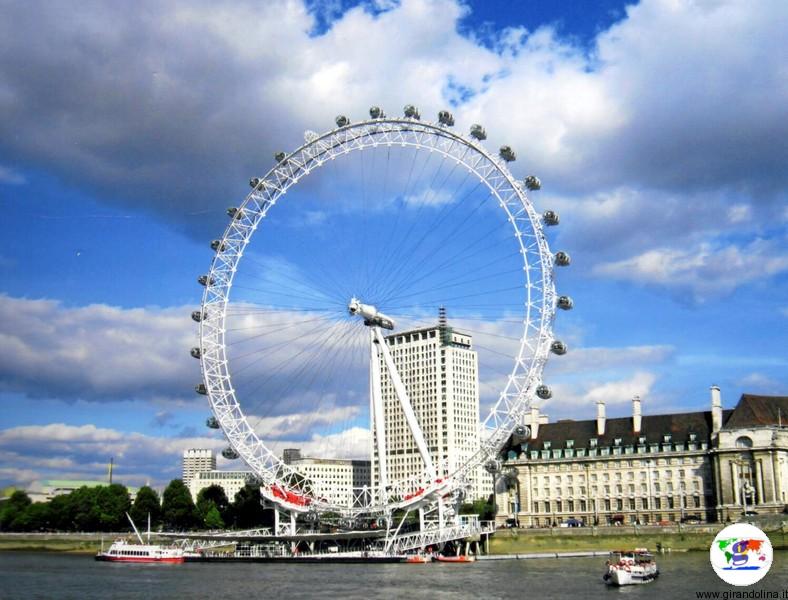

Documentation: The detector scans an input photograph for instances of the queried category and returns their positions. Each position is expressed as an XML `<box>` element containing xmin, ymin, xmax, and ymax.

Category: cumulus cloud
<box><xmin>0</xmin><ymin>423</ymin><xmax>227</xmax><ymax>488</ymax></box>
<box><xmin>0</xmin><ymin>294</ymin><xmax>199</xmax><ymax>402</ymax></box>
<box><xmin>0</xmin><ymin>421</ymin><xmax>371</xmax><ymax>489</ymax></box>
<box><xmin>543</xmin><ymin>370</ymin><xmax>657</xmax><ymax>412</ymax></box>
<box><xmin>592</xmin><ymin>239</ymin><xmax>788</xmax><ymax>302</ymax></box>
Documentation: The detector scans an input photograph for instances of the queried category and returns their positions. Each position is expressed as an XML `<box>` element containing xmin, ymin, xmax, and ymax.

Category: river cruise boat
<box><xmin>95</xmin><ymin>513</ymin><xmax>185</xmax><ymax>564</ymax></box>
<box><xmin>95</xmin><ymin>538</ymin><xmax>185</xmax><ymax>564</ymax></box>
<box><xmin>603</xmin><ymin>549</ymin><xmax>658</xmax><ymax>586</ymax></box>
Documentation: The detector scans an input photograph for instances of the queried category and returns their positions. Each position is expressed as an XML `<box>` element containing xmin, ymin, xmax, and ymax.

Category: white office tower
<box><xmin>182</xmin><ymin>449</ymin><xmax>216</xmax><ymax>487</ymax></box>
<box><xmin>372</xmin><ymin>309</ymin><xmax>484</xmax><ymax>499</ymax></box>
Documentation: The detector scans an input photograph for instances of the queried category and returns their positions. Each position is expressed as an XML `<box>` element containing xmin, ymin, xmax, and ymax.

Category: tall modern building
<box><xmin>372</xmin><ymin>313</ymin><xmax>484</xmax><ymax>499</ymax></box>
<box><xmin>182</xmin><ymin>449</ymin><xmax>216</xmax><ymax>487</ymax></box>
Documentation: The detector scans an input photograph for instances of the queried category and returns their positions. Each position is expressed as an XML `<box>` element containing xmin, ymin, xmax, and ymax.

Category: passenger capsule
<box><xmin>227</xmin><ymin>207</ymin><xmax>245</xmax><ymax>220</ymax></box>
<box><xmin>274</xmin><ymin>151</ymin><xmax>286</xmax><ymax>163</ymax></box>
<box><xmin>222</xmin><ymin>447</ymin><xmax>240</xmax><ymax>460</ymax></box>
<box><xmin>550</xmin><ymin>340</ymin><xmax>568</xmax><ymax>355</ymax></box>
<box><xmin>557</xmin><ymin>295</ymin><xmax>574</xmax><ymax>310</ymax></box>
<box><xmin>403</xmin><ymin>104</ymin><xmax>420</xmax><ymax>120</ymax></box>
<box><xmin>499</xmin><ymin>146</ymin><xmax>516</xmax><ymax>162</ymax></box>
<box><xmin>438</xmin><ymin>110</ymin><xmax>454</xmax><ymax>126</ymax></box>
<box><xmin>514</xmin><ymin>424</ymin><xmax>530</xmax><ymax>438</ymax></box>
<box><xmin>210</xmin><ymin>239</ymin><xmax>227</xmax><ymax>252</ymax></box>
<box><xmin>484</xmin><ymin>459</ymin><xmax>501</xmax><ymax>474</ymax></box>
<box><xmin>195</xmin><ymin>383</ymin><xmax>207</xmax><ymax>395</ymax></box>
<box><xmin>543</xmin><ymin>210</ymin><xmax>560</xmax><ymax>226</ymax></box>
<box><xmin>249</xmin><ymin>177</ymin><xmax>261</xmax><ymax>188</ymax></box>
<box><xmin>206</xmin><ymin>416</ymin><xmax>220</xmax><ymax>429</ymax></box>
<box><xmin>197</xmin><ymin>274</ymin><xmax>215</xmax><ymax>287</ymax></box>
<box><xmin>191</xmin><ymin>310</ymin><xmax>205</xmax><ymax>322</ymax></box>
<box><xmin>190</xmin><ymin>347</ymin><xmax>202</xmax><ymax>359</ymax></box>
<box><xmin>470</xmin><ymin>124</ymin><xmax>487</xmax><ymax>140</ymax></box>
<box><xmin>335</xmin><ymin>115</ymin><xmax>350</xmax><ymax>128</ymax></box>
<box><xmin>554</xmin><ymin>251</ymin><xmax>571</xmax><ymax>266</ymax></box>
<box><xmin>524</xmin><ymin>175</ymin><xmax>541</xmax><ymax>191</ymax></box>
<box><xmin>536</xmin><ymin>384</ymin><xmax>552</xmax><ymax>400</ymax></box>
<box><xmin>369</xmin><ymin>106</ymin><xmax>385</xmax><ymax>119</ymax></box>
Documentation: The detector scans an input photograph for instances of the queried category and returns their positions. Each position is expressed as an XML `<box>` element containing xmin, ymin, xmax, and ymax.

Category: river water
<box><xmin>1</xmin><ymin>551</ymin><xmax>786</xmax><ymax>600</ymax></box>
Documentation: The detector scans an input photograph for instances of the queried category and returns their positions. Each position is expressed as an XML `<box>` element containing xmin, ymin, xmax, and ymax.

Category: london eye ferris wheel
<box><xmin>192</xmin><ymin>105</ymin><xmax>572</xmax><ymax>527</ymax></box>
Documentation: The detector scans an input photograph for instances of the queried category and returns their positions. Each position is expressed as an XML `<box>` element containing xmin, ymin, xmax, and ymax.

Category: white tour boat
<box><xmin>95</xmin><ymin>513</ymin><xmax>185</xmax><ymax>564</ymax></box>
<box><xmin>603</xmin><ymin>548</ymin><xmax>659</xmax><ymax>586</ymax></box>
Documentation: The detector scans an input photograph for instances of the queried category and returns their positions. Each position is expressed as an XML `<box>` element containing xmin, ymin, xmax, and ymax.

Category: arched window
<box><xmin>735</xmin><ymin>436</ymin><xmax>753</xmax><ymax>449</ymax></box>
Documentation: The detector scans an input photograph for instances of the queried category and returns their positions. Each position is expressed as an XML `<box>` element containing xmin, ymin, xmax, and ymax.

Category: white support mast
<box><xmin>369</xmin><ymin>327</ymin><xmax>389</xmax><ymax>497</ymax></box>
<box><xmin>349</xmin><ymin>298</ymin><xmax>436</xmax><ymax>487</ymax></box>
<box><xmin>373</xmin><ymin>326</ymin><xmax>436</xmax><ymax>481</ymax></box>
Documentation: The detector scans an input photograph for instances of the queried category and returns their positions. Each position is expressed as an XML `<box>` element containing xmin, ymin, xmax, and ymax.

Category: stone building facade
<box><xmin>496</xmin><ymin>388</ymin><xmax>787</xmax><ymax>526</ymax></box>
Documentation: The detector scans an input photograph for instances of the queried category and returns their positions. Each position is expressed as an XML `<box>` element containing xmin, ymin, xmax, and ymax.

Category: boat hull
<box><xmin>604</xmin><ymin>567</ymin><xmax>659</xmax><ymax>585</ymax></box>
<box><xmin>95</xmin><ymin>554</ymin><xmax>184</xmax><ymax>564</ymax></box>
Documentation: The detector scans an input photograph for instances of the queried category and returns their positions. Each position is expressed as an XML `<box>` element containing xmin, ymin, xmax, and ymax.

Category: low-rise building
<box><xmin>497</xmin><ymin>388</ymin><xmax>787</xmax><ymax>527</ymax></box>
<box><xmin>188</xmin><ymin>470</ymin><xmax>253</xmax><ymax>502</ymax></box>
<box><xmin>283</xmin><ymin>449</ymin><xmax>371</xmax><ymax>507</ymax></box>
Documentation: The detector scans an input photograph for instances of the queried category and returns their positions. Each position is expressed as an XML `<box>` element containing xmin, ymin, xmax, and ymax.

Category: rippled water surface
<box><xmin>1</xmin><ymin>551</ymin><xmax>786</xmax><ymax>600</ymax></box>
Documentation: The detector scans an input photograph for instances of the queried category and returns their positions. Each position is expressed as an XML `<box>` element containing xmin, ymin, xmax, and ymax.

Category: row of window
<box><xmin>532</xmin><ymin>495</ymin><xmax>706</xmax><ymax>513</ymax></box>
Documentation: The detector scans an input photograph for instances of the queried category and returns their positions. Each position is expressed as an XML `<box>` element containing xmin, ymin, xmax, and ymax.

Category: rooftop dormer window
<box><xmin>663</xmin><ymin>434</ymin><xmax>672</xmax><ymax>443</ymax></box>
<box><xmin>614</xmin><ymin>438</ymin><xmax>622</xmax><ymax>446</ymax></box>
<box><xmin>589</xmin><ymin>438</ymin><xmax>598</xmax><ymax>448</ymax></box>
<box><xmin>566</xmin><ymin>440</ymin><xmax>574</xmax><ymax>449</ymax></box>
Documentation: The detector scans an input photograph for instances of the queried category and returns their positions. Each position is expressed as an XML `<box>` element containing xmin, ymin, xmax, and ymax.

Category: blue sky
<box><xmin>0</xmin><ymin>0</ymin><xmax>786</xmax><ymax>490</ymax></box>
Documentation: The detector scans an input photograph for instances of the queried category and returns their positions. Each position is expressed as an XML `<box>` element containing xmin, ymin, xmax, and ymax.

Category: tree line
<box><xmin>0</xmin><ymin>479</ymin><xmax>270</xmax><ymax>532</ymax></box>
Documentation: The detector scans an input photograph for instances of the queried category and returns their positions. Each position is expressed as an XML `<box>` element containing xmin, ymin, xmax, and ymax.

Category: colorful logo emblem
<box><xmin>710</xmin><ymin>523</ymin><xmax>773</xmax><ymax>586</ymax></box>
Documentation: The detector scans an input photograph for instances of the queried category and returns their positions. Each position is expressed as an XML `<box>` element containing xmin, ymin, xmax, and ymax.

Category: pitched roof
<box><xmin>723</xmin><ymin>394</ymin><xmax>788</xmax><ymax>429</ymax></box>
<box><xmin>524</xmin><ymin>409</ymin><xmax>733</xmax><ymax>450</ymax></box>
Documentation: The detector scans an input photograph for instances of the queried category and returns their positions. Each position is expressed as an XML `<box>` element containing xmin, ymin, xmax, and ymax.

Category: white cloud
<box><xmin>592</xmin><ymin>239</ymin><xmax>788</xmax><ymax>302</ymax></box>
<box><xmin>738</xmin><ymin>372</ymin><xmax>782</xmax><ymax>396</ymax></box>
<box><xmin>0</xmin><ymin>294</ymin><xmax>199</xmax><ymax>402</ymax></box>
<box><xmin>0</xmin><ymin>420</ymin><xmax>371</xmax><ymax>489</ymax></box>
<box><xmin>0</xmin><ymin>165</ymin><xmax>25</xmax><ymax>185</ymax></box>
<box><xmin>0</xmin><ymin>423</ymin><xmax>227</xmax><ymax>488</ymax></box>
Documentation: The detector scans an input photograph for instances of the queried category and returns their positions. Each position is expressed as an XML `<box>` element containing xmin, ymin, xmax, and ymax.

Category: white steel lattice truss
<box><xmin>197</xmin><ymin>117</ymin><xmax>559</xmax><ymax>535</ymax></box>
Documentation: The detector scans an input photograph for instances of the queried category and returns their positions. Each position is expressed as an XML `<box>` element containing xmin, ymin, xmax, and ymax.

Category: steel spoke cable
<box><xmin>383</xmin><ymin>249</ymin><xmax>521</xmax><ymax>305</ymax></box>
<box><xmin>259</xmin><ymin>322</ymin><xmax>361</xmax><ymax>448</ymax></box>
<box><xmin>370</xmin><ymin>149</ymin><xmax>467</xmax><ymax>299</ymax></box>
<box><xmin>381</xmin><ymin>267</ymin><xmax>524</xmax><ymax>305</ymax></box>
<box><xmin>376</xmin><ymin>183</ymin><xmax>493</xmax><ymax>303</ymax></box>
<box><xmin>226</xmin><ymin>317</ymin><xmax>340</xmax><ymax>363</ymax></box>
<box><xmin>237</xmin><ymin>250</ymin><xmax>342</xmax><ymax>305</ymax></box>
<box><xmin>240</xmin><ymin>319</ymin><xmax>352</xmax><ymax>423</ymax></box>
<box><xmin>365</xmin><ymin>143</ymin><xmax>444</xmax><ymax>291</ymax></box>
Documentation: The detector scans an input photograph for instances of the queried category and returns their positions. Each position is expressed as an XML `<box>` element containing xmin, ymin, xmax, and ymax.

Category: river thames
<box><xmin>1</xmin><ymin>551</ymin><xmax>786</xmax><ymax>600</ymax></box>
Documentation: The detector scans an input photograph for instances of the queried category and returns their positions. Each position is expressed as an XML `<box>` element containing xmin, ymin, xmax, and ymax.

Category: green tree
<box><xmin>203</xmin><ymin>504</ymin><xmax>224</xmax><ymax>529</ymax></box>
<box><xmin>0</xmin><ymin>490</ymin><xmax>32</xmax><ymax>530</ymax></box>
<box><xmin>230</xmin><ymin>484</ymin><xmax>267</xmax><ymax>529</ymax></box>
<box><xmin>95</xmin><ymin>484</ymin><xmax>131</xmax><ymax>530</ymax></box>
<box><xmin>130</xmin><ymin>486</ymin><xmax>162</xmax><ymax>530</ymax></box>
<box><xmin>460</xmin><ymin>496</ymin><xmax>495</xmax><ymax>521</ymax></box>
<box><xmin>161</xmin><ymin>479</ymin><xmax>196</xmax><ymax>530</ymax></box>
<box><xmin>15</xmin><ymin>502</ymin><xmax>52</xmax><ymax>531</ymax></box>
<box><xmin>196</xmin><ymin>485</ymin><xmax>229</xmax><ymax>525</ymax></box>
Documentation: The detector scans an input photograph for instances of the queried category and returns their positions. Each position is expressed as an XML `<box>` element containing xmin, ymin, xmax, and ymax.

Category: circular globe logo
<box><xmin>710</xmin><ymin>523</ymin><xmax>773</xmax><ymax>586</ymax></box>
